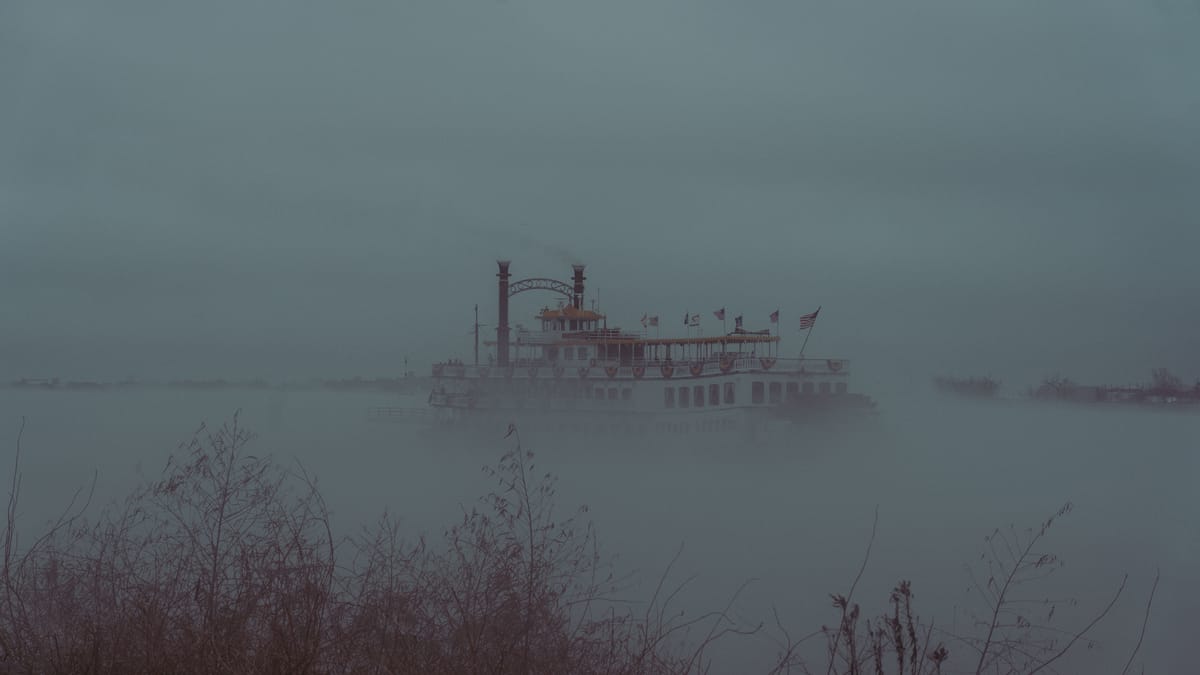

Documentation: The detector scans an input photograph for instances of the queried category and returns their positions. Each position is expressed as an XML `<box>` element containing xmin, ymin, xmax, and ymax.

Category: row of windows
<box><xmin>665</xmin><ymin>382</ymin><xmax>736</xmax><ymax>408</ymax></box>
<box><xmin>562</xmin><ymin>385</ymin><xmax>633</xmax><ymax>401</ymax></box>
<box><xmin>665</xmin><ymin>381</ymin><xmax>848</xmax><ymax>408</ymax></box>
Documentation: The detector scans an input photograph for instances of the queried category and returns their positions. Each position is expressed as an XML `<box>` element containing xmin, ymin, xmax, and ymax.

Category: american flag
<box><xmin>648</xmin><ymin>315</ymin><xmax>659</xmax><ymax>327</ymax></box>
<box><xmin>799</xmin><ymin>308</ymin><xmax>820</xmax><ymax>330</ymax></box>
<box><xmin>713</xmin><ymin>308</ymin><xmax>725</xmax><ymax>320</ymax></box>
<box><xmin>769</xmin><ymin>309</ymin><xmax>779</xmax><ymax>324</ymax></box>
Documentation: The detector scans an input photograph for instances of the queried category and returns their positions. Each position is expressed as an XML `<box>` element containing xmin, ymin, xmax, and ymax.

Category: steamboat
<box><xmin>416</xmin><ymin>261</ymin><xmax>876</xmax><ymax>437</ymax></box>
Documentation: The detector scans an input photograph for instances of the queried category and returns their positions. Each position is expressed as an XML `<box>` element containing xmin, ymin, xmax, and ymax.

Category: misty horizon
<box><xmin>3</xmin><ymin>0</ymin><xmax>1198</xmax><ymax>386</ymax></box>
<box><xmin>1</xmin><ymin>2</ymin><xmax>1197</xmax><ymax>672</ymax></box>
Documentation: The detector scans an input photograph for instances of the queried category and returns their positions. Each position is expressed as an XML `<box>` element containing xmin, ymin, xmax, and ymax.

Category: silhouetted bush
<box><xmin>2</xmin><ymin>417</ymin><xmax>1155</xmax><ymax>674</ymax></box>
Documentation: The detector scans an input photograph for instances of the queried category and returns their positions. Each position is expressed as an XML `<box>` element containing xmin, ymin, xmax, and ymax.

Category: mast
<box><xmin>474</xmin><ymin>304</ymin><xmax>479</xmax><ymax>367</ymax></box>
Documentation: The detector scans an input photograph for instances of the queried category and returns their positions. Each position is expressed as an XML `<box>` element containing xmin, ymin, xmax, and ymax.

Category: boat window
<box><xmin>752</xmin><ymin>381</ymin><xmax>765</xmax><ymax>404</ymax></box>
<box><xmin>664</xmin><ymin>387</ymin><xmax>675</xmax><ymax>408</ymax></box>
<box><xmin>578</xmin><ymin>347</ymin><xmax>589</xmax><ymax>361</ymax></box>
<box><xmin>608</xmin><ymin>387</ymin><xmax>618</xmax><ymax>400</ymax></box>
<box><xmin>786</xmin><ymin>382</ymin><xmax>799</xmax><ymax>400</ymax></box>
<box><xmin>724</xmin><ymin>381</ymin><xmax>735</xmax><ymax>404</ymax></box>
<box><xmin>819</xmin><ymin>382</ymin><xmax>832</xmax><ymax>395</ymax></box>
<box><xmin>679</xmin><ymin>386</ymin><xmax>690</xmax><ymax>408</ymax></box>
<box><xmin>836</xmin><ymin>382</ymin><xmax>847</xmax><ymax>394</ymax></box>
<box><xmin>693</xmin><ymin>385</ymin><xmax>705</xmax><ymax>408</ymax></box>
<box><xmin>709</xmin><ymin>384</ymin><xmax>720</xmax><ymax>406</ymax></box>
<box><xmin>622</xmin><ymin>388</ymin><xmax>632</xmax><ymax>401</ymax></box>
<box><xmin>769</xmin><ymin>382</ymin><xmax>782</xmax><ymax>404</ymax></box>
<box><xmin>802</xmin><ymin>381</ymin><xmax>815</xmax><ymax>394</ymax></box>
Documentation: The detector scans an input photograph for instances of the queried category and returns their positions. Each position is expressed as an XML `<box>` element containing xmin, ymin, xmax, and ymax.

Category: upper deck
<box><xmin>437</xmin><ymin>260</ymin><xmax>849</xmax><ymax>380</ymax></box>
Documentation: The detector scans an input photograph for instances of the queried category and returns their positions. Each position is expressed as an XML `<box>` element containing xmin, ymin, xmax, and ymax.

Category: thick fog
<box><xmin>4</xmin><ymin>0</ymin><xmax>1199</xmax><ymax>383</ymax></box>
<box><xmin>2</xmin><ymin>0</ymin><xmax>1198</xmax><ymax>672</ymax></box>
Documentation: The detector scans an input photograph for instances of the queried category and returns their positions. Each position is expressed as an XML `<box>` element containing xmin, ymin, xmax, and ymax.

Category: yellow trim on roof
<box><xmin>536</xmin><ymin>306</ymin><xmax>606</xmax><ymax>320</ymax></box>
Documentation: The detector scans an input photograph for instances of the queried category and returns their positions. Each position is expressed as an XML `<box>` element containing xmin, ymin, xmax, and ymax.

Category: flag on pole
<box><xmin>714</xmin><ymin>308</ymin><xmax>725</xmax><ymax>320</ymax></box>
<box><xmin>641</xmin><ymin>313</ymin><xmax>648</xmax><ymax>328</ymax></box>
<box><xmin>688</xmin><ymin>314</ymin><xmax>701</xmax><ymax>326</ymax></box>
<box><xmin>799</xmin><ymin>308</ymin><xmax>820</xmax><ymax>330</ymax></box>
<box><xmin>683</xmin><ymin>312</ymin><xmax>689</xmax><ymax>326</ymax></box>
<box><xmin>734</xmin><ymin>315</ymin><xmax>743</xmax><ymax>330</ymax></box>
<box><xmin>769</xmin><ymin>309</ymin><xmax>779</xmax><ymax>324</ymax></box>
<box><xmin>648</xmin><ymin>316</ymin><xmax>659</xmax><ymax>327</ymax></box>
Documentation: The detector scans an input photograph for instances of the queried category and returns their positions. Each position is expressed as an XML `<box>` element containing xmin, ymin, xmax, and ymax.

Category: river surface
<box><xmin>1</xmin><ymin>386</ymin><xmax>1195</xmax><ymax>672</ymax></box>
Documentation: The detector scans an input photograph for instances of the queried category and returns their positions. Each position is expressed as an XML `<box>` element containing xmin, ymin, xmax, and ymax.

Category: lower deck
<box><xmin>428</xmin><ymin>370</ymin><xmax>854</xmax><ymax>415</ymax></box>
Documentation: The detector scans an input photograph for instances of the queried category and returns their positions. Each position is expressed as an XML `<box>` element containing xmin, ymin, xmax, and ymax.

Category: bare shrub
<box><xmin>1</xmin><ymin>413</ymin><xmax>335</xmax><ymax>674</ymax></box>
<box><xmin>766</xmin><ymin>504</ymin><xmax>1154</xmax><ymax>675</ymax></box>
<box><xmin>1</xmin><ymin>418</ymin><xmax>1159</xmax><ymax>675</ymax></box>
<box><xmin>329</xmin><ymin>427</ymin><xmax>751</xmax><ymax>674</ymax></box>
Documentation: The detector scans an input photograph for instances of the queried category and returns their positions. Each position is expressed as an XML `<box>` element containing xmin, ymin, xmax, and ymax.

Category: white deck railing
<box><xmin>432</xmin><ymin>356</ymin><xmax>849</xmax><ymax>378</ymax></box>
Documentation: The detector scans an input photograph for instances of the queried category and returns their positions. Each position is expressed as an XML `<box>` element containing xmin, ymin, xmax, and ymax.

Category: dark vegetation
<box><xmin>932</xmin><ymin>376</ymin><xmax>1001</xmax><ymax>399</ymax></box>
<box><xmin>2</xmin><ymin>416</ymin><xmax>1157</xmax><ymax>674</ymax></box>
<box><xmin>1031</xmin><ymin>368</ymin><xmax>1200</xmax><ymax>404</ymax></box>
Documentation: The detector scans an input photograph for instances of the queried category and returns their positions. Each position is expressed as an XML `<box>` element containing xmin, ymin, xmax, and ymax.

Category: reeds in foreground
<box><xmin>1</xmin><ymin>416</ymin><xmax>1156</xmax><ymax>674</ymax></box>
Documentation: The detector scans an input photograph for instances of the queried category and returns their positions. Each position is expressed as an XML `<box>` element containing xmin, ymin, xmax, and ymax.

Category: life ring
<box><xmin>689</xmin><ymin>362</ymin><xmax>704</xmax><ymax>377</ymax></box>
<box><xmin>605</xmin><ymin>366</ymin><xmax>619</xmax><ymax>379</ymax></box>
<box><xmin>759</xmin><ymin>358</ymin><xmax>776</xmax><ymax>371</ymax></box>
<box><xmin>661</xmin><ymin>364</ymin><xmax>675</xmax><ymax>379</ymax></box>
<box><xmin>552</xmin><ymin>366</ymin><xmax>565</xmax><ymax>379</ymax></box>
<box><xmin>632</xmin><ymin>365</ymin><xmax>646</xmax><ymax>379</ymax></box>
<box><xmin>577</xmin><ymin>367</ymin><xmax>590</xmax><ymax>378</ymax></box>
<box><xmin>827</xmin><ymin>359</ymin><xmax>844</xmax><ymax>372</ymax></box>
<box><xmin>719</xmin><ymin>358</ymin><xmax>734</xmax><ymax>373</ymax></box>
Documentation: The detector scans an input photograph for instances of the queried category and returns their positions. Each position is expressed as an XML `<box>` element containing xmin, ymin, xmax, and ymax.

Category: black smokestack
<box><xmin>497</xmin><ymin>260</ymin><xmax>511</xmax><ymax>367</ymax></box>
<box><xmin>572</xmin><ymin>264</ymin><xmax>586</xmax><ymax>309</ymax></box>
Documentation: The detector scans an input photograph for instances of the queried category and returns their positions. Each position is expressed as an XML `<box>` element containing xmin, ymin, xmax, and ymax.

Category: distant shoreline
<box><xmin>6</xmin><ymin>376</ymin><xmax>430</xmax><ymax>394</ymax></box>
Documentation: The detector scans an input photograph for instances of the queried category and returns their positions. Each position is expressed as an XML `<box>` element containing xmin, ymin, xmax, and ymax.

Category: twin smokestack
<box><xmin>495</xmin><ymin>261</ymin><xmax>585</xmax><ymax>367</ymax></box>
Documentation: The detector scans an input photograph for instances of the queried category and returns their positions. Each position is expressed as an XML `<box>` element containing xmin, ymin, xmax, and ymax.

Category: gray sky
<box><xmin>3</xmin><ymin>0</ymin><xmax>1198</xmax><ymax>384</ymax></box>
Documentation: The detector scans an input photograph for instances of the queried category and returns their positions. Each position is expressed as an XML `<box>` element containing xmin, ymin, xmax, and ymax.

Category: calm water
<box><xmin>1</xmin><ymin>386</ymin><xmax>1196</xmax><ymax>672</ymax></box>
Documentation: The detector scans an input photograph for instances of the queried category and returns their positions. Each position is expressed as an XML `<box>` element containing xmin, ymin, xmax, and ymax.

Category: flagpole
<box><xmin>798</xmin><ymin>306</ymin><xmax>821</xmax><ymax>360</ymax></box>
